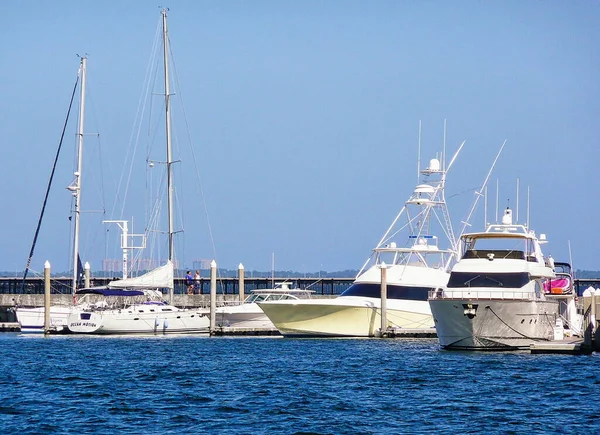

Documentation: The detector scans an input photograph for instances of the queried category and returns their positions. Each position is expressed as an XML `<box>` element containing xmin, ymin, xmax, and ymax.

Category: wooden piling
<box><xmin>210</xmin><ymin>260</ymin><xmax>217</xmax><ymax>333</ymax></box>
<box><xmin>44</xmin><ymin>261</ymin><xmax>51</xmax><ymax>335</ymax></box>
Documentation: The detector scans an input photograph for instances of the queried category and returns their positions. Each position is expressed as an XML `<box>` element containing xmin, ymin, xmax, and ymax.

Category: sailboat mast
<box><xmin>72</xmin><ymin>56</ymin><xmax>86</xmax><ymax>298</ymax></box>
<box><xmin>162</xmin><ymin>9</ymin><xmax>175</xmax><ymax>264</ymax></box>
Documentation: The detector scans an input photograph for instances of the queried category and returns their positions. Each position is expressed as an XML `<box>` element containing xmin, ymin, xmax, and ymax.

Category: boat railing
<box><xmin>428</xmin><ymin>289</ymin><xmax>539</xmax><ymax>301</ymax></box>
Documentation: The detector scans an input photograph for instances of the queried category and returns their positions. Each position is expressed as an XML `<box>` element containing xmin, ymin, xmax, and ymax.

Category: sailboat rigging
<box><xmin>20</xmin><ymin>64</ymin><xmax>81</xmax><ymax>292</ymax></box>
<box><xmin>66</xmin><ymin>9</ymin><xmax>209</xmax><ymax>334</ymax></box>
<box><xmin>16</xmin><ymin>57</ymin><xmax>89</xmax><ymax>332</ymax></box>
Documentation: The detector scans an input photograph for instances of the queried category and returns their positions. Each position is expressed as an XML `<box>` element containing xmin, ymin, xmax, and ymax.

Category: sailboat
<box><xmin>258</xmin><ymin>141</ymin><xmax>464</xmax><ymax>337</ymax></box>
<box><xmin>67</xmin><ymin>9</ymin><xmax>209</xmax><ymax>335</ymax></box>
<box><xmin>16</xmin><ymin>57</ymin><xmax>89</xmax><ymax>333</ymax></box>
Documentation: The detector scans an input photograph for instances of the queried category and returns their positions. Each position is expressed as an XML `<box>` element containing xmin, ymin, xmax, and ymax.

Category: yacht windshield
<box><xmin>447</xmin><ymin>272</ymin><xmax>530</xmax><ymax>288</ymax></box>
<box><xmin>340</xmin><ymin>283</ymin><xmax>433</xmax><ymax>301</ymax></box>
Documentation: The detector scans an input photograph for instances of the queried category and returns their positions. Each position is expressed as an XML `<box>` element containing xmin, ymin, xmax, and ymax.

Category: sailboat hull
<box><xmin>68</xmin><ymin>305</ymin><xmax>209</xmax><ymax>335</ymax></box>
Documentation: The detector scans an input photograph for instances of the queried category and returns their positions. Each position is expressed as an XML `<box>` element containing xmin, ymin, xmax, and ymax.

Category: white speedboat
<box><xmin>17</xmin><ymin>306</ymin><xmax>73</xmax><ymax>333</ymax></box>
<box><xmin>428</xmin><ymin>207</ymin><xmax>571</xmax><ymax>350</ymax></box>
<box><xmin>213</xmin><ymin>283</ymin><xmax>314</xmax><ymax>329</ymax></box>
<box><xmin>259</xmin><ymin>144</ymin><xmax>465</xmax><ymax>337</ymax></box>
<box><xmin>67</xmin><ymin>262</ymin><xmax>209</xmax><ymax>334</ymax></box>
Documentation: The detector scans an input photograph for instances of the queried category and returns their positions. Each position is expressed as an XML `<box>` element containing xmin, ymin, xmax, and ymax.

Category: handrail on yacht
<box><xmin>429</xmin><ymin>289</ymin><xmax>541</xmax><ymax>301</ymax></box>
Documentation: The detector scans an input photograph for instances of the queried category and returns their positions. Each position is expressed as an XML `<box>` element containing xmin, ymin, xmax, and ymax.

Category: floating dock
<box><xmin>375</xmin><ymin>327</ymin><xmax>437</xmax><ymax>338</ymax></box>
<box><xmin>0</xmin><ymin>322</ymin><xmax>20</xmax><ymax>332</ymax></box>
<box><xmin>530</xmin><ymin>338</ymin><xmax>593</xmax><ymax>355</ymax></box>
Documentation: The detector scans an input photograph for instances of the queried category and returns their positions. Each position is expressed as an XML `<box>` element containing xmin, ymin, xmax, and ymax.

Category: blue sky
<box><xmin>1</xmin><ymin>1</ymin><xmax>599</xmax><ymax>275</ymax></box>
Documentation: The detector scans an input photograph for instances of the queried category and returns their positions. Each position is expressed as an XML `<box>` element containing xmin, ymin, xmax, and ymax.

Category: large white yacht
<box><xmin>428</xmin><ymin>208</ymin><xmax>568</xmax><ymax>350</ymax></box>
<box><xmin>258</xmin><ymin>146</ymin><xmax>463</xmax><ymax>337</ymax></box>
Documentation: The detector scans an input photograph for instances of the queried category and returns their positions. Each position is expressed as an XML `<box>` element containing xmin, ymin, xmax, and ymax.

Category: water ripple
<box><xmin>0</xmin><ymin>335</ymin><xmax>599</xmax><ymax>433</ymax></box>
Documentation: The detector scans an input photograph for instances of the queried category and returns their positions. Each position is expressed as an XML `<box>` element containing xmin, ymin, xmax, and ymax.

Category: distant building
<box><xmin>192</xmin><ymin>259</ymin><xmax>212</xmax><ymax>271</ymax></box>
<box><xmin>101</xmin><ymin>258</ymin><xmax>178</xmax><ymax>273</ymax></box>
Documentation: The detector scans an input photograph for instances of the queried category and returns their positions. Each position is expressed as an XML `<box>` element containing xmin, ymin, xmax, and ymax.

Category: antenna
<box><xmin>459</xmin><ymin>139</ymin><xmax>507</xmax><ymax>239</ymax></box>
<box><xmin>443</xmin><ymin>119</ymin><xmax>447</xmax><ymax>171</ymax></box>
<box><xmin>271</xmin><ymin>252</ymin><xmax>275</xmax><ymax>288</ymax></box>
<box><xmin>495</xmin><ymin>178</ymin><xmax>499</xmax><ymax>223</ymax></box>
<box><xmin>417</xmin><ymin>120</ymin><xmax>421</xmax><ymax>183</ymax></box>
<box><xmin>568</xmin><ymin>240</ymin><xmax>575</xmax><ymax>279</ymax></box>
<box><xmin>526</xmin><ymin>186</ymin><xmax>530</xmax><ymax>229</ymax></box>
<box><xmin>516</xmin><ymin>178</ymin><xmax>520</xmax><ymax>223</ymax></box>
<box><xmin>484</xmin><ymin>185</ymin><xmax>488</xmax><ymax>227</ymax></box>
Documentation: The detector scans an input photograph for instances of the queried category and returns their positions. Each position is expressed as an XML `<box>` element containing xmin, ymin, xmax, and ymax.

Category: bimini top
<box><xmin>76</xmin><ymin>287</ymin><xmax>145</xmax><ymax>297</ymax></box>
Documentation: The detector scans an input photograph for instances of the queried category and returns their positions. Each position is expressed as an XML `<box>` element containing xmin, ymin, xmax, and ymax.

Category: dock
<box><xmin>212</xmin><ymin>327</ymin><xmax>281</xmax><ymax>336</ymax></box>
<box><xmin>0</xmin><ymin>322</ymin><xmax>20</xmax><ymax>332</ymax></box>
<box><xmin>530</xmin><ymin>338</ymin><xmax>593</xmax><ymax>355</ymax></box>
<box><xmin>376</xmin><ymin>327</ymin><xmax>437</xmax><ymax>338</ymax></box>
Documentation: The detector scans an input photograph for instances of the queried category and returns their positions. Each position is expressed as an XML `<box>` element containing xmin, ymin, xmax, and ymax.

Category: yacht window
<box><xmin>462</xmin><ymin>250</ymin><xmax>525</xmax><ymax>260</ymax></box>
<box><xmin>447</xmin><ymin>272</ymin><xmax>530</xmax><ymax>288</ymax></box>
<box><xmin>340</xmin><ymin>283</ymin><xmax>432</xmax><ymax>301</ymax></box>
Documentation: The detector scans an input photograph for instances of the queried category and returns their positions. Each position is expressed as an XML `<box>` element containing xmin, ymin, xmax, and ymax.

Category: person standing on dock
<box><xmin>194</xmin><ymin>270</ymin><xmax>201</xmax><ymax>294</ymax></box>
<box><xmin>185</xmin><ymin>270</ymin><xmax>194</xmax><ymax>295</ymax></box>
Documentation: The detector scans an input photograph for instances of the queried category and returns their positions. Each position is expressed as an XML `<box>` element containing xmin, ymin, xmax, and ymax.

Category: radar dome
<box><xmin>428</xmin><ymin>158</ymin><xmax>441</xmax><ymax>171</ymax></box>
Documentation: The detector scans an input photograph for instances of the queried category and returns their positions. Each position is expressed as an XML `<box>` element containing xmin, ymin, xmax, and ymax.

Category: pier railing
<box><xmin>0</xmin><ymin>277</ymin><xmax>354</xmax><ymax>296</ymax></box>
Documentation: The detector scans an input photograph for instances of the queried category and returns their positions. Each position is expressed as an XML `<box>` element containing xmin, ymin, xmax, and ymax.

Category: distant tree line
<box><xmin>0</xmin><ymin>268</ymin><xmax>361</xmax><ymax>279</ymax></box>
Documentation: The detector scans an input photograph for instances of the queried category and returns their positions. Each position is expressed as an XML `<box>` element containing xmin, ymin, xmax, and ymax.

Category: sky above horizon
<box><xmin>2</xmin><ymin>1</ymin><xmax>599</xmax><ymax>275</ymax></box>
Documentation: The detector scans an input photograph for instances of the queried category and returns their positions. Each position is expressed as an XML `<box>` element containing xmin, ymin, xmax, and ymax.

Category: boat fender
<box><xmin>155</xmin><ymin>317</ymin><xmax>160</xmax><ymax>327</ymax></box>
<box><xmin>163</xmin><ymin>319</ymin><xmax>169</xmax><ymax>329</ymax></box>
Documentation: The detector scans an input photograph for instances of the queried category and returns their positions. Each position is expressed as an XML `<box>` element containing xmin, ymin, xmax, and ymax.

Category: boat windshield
<box><xmin>244</xmin><ymin>292</ymin><xmax>311</xmax><ymax>303</ymax></box>
<box><xmin>447</xmin><ymin>272</ymin><xmax>530</xmax><ymax>288</ymax></box>
<box><xmin>340</xmin><ymin>283</ymin><xmax>433</xmax><ymax>301</ymax></box>
<box><xmin>462</xmin><ymin>236</ymin><xmax>534</xmax><ymax>261</ymax></box>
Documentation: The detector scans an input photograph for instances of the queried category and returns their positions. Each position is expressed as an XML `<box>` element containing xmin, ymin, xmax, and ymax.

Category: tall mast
<box><xmin>162</xmin><ymin>9</ymin><xmax>175</xmax><ymax>263</ymax></box>
<box><xmin>71</xmin><ymin>56</ymin><xmax>86</xmax><ymax>299</ymax></box>
<box><xmin>162</xmin><ymin>9</ymin><xmax>175</xmax><ymax>303</ymax></box>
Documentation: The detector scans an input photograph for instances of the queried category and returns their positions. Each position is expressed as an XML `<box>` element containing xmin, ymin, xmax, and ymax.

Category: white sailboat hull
<box><xmin>67</xmin><ymin>305</ymin><xmax>209</xmax><ymax>335</ymax></box>
<box><xmin>429</xmin><ymin>298</ymin><xmax>560</xmax><ymax>350</ymax></box>
<box><xmin>259</xmin><ymin>296</ymin><xmax>434</xmax><ymax>337</ymax></box>
<box><xmin>16</xmin><ymin>306</ymin><xmax>74</xmax><ymax>333</ymax></box>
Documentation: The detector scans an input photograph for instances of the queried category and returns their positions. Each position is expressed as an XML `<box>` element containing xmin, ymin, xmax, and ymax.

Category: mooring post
<box><xmin>380</xmin><ymin>261</ymin><xmax>388</xmax><ymax>337</ymax></box>
<box><xmin>210</xmin><ymin>260</ymin><xmax>217</xmax><ymax>333</ymax></box>
<box><xmin>44</xmin><ymin>261</ymin><xmax>51</xmax><ymax>335</ymax></box>
<box><xmin>238</xmin><ymin>263</ymin><xmax>245</xmax><ymax>303</ymax></box>
<box><xmin>583</xmin><ymin>286</ymin><xmax>595</xmax><ymax>347</ymax></box>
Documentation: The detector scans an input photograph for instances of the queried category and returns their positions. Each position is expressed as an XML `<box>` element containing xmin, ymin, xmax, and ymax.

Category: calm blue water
<box><xmin>1</xmin><ymin>334</ymin><xmax>598</xmax><ymax>434</ymax></box>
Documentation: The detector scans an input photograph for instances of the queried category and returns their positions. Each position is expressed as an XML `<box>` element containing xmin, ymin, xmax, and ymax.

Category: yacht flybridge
<box><xmin>258</xmin><ymin>142</ymin><xmax>464</xmax><ymax>337</ymax></box>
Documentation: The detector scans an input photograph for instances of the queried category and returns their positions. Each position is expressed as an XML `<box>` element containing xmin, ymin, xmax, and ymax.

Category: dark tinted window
<box><xmin>447</xmin><ymin>272</ymin><xmax>530</xmax><ymax>288</ymax></box>
<box><xmin>340</xmin><ymin>283</ymin><xmax>433</xmax><ymax>301</ymax></box>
